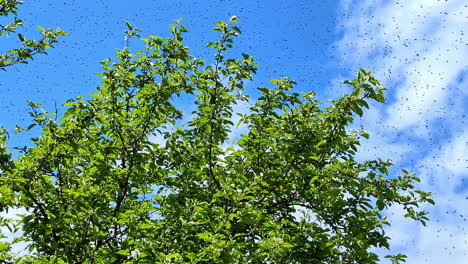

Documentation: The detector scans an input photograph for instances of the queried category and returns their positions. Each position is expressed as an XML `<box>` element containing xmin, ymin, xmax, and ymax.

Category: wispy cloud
<box><xmin>336</xmin><ymin>0</ymin><xmax>468</xmax><ymax>262</ymax></box>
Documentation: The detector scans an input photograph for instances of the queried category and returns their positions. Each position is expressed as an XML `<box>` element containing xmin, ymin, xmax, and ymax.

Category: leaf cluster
<box><xmin>0</xmin><ymin>0</ymin><xmax>68</xmax><ymax>69</ymax></box>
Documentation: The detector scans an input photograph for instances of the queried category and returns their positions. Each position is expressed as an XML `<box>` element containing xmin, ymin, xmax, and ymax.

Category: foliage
<box><xmin>0</xmin><ymin>17</ymin><xmax>433</xmax><ymax>263</ymax></box>
<box><xmin>0</xmin><ymin>0</ymin><xmax>67</xmax><ymax>69</ymax></box>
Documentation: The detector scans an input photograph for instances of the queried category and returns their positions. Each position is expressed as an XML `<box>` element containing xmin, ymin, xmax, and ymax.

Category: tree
<box><xmin>0</xmin><ymin>17</ymin><xmax>433</xmax><ymax>263</ymax></box>
<box><xmin>0</xmin><ymin>0</ymin><xmax>67</xmax><ymax>69</ymax></box>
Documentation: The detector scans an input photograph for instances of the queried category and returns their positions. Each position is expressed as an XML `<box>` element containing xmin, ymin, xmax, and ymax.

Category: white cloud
<box><xmin>337</xmin><ymin>0</ymin><xmax>468</xmax><ymax>131</ymax></box>
<box><xmin>336</xmin><ymin>0</ymin><xmax>468</xmax><ymax>262</ymax></box>
<box><xmin>420</xmin><ymin>130</ymin><xmax>468</xmax><ymax>192</ymax></box>
<box><xmin>402</xmin><ymin>132</ymin><xmax>468</xmax><ymax>262</ymax></box>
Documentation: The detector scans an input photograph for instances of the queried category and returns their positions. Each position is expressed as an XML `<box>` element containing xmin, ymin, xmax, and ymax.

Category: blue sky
<box><xmin>1</xmin><ymin>0</ymin><xmax>467</xmax><ymax>262</ymax></box>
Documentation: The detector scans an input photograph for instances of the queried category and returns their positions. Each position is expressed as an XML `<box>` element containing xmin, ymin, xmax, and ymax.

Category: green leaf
<box><xmin>352</xmin><ymin>105</ymin><xmax>363</xmax><ymax>117</ymax></box>
<box><xmin>376</xmin><ymin>199</ymin><xmax>385</xmax><ymax>210</ymax></box>
<box><xmin>124</xmin><ymin>21</ymin><xmax>133</xmax><ymax>29</ymax></box>
<box><xmin>205</xmin><ymin>42</ymin><xmax>217</xmax><ymax>48</ymax></box>
<box><xmin>116</xmin><ymin>250</ymin><xmax>131</xmax><ymax>256</ymax></box>
<box><xmin>138</xmin><ymin>223</ymin><xmax>153</xmax><ymax>229</ymax></box>
<box><xmin>166</xmin><ymin>253</ymin><xmax>180</xmax><ymax>259</ymax></box>
<box><xmin>229</xmin><ymin>16</ymin><xmax>238</xmax><ymax>23</ymax></box>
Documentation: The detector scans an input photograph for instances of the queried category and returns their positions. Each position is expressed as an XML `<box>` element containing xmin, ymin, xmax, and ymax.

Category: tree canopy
<box><xmin>0</xmin><ymin>0</ymin><xmax>67</xmax><ymax>69</ymax></box>
<box><xmin>0</xmin><ymin>16</ymin><xmax>433</xmax><ymax>263</ymax></box>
